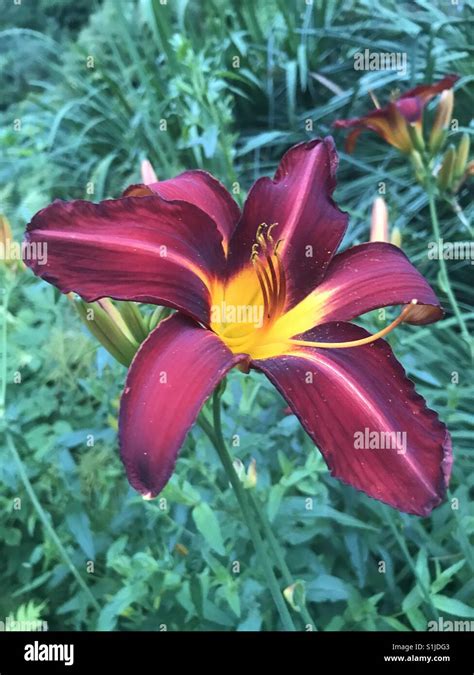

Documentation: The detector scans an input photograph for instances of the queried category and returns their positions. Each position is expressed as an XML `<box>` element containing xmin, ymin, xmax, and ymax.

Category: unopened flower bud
<box><xmin>429</xmin><ymin>90</ymin><xmax>454</xmax><ymax>154</ymax></box>
<box><xmin>141</xmin><ymin>159</ymin><xmax>158</xmax><ymax>185</ymax></box>
<box><xmin>370</xmin><ymin>197</ymin><xmax>389</xmax><ymax>243</ymax></box>
<box><xmin>283</xmin><ymin>580</ymin><xmax>306</xmax><ymax>612</ymax></box>
<box><xmin>0</xmin><ymin>214</ymin><xmax>12</xmax><ymax>248</ymax></box>
<box><xmin>407</xmin><ymin>123</ymin><xmax>425</xmax><ymax>153</ymax></box>
<box><xmin>453</xmin><ymin>133</ymin><xmax>470</xmax><ymax>180</ymax></box>
<box><xmin>0</xmin><ymin>214</ymin><xmax>24</xmax><ymax>272</ymax></box>
<box><xmin>410</xmin><ymin>150</ymin><xmax>426</xmax><ymax>186</ymax></box>
<box><xmin>73</xmin><ymin>297</ymin><xmax>139</xmax><ymax>366</ymax></box>
<box><xmin>233</xmin><ymin>458</ymin><xmax>257</xmax><ymax>489</ymax></box>
<box><xmin>148</xmin><ymin>305</ymin><xmax>172</xmax><ymax>331</ymax></box>
<box><xmin>390</xmin><ymin>226</ymin><xmax>402</xmax><ymax>248</ymax></box>
<box><xmin>232</xmin><ymin>458</ymin><xmax>245</xmax><ymax>481</ymax></box>
<box><xmin>437</xmin><ymin>145</ymin><xmax>456</xmax><ymax>192</ymax></box>
<box><xmin>116</xmin><ymin>301</ymin><xmax>148</xmax><ymax>343</ymax></box>
<box><xmin>245</xmin><ymin>458</ymin><xmax>257</xmax><ymax>489</ymax></box>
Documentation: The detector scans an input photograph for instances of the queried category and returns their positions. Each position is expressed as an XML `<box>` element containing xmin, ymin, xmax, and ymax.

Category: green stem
<box><xmin>200</xmin><ymin>409</ymin><xmax>315</xmax><ymax>628</ymax></box>
<box><xmin>427</xmin><ymin>186</ymin><xmax>470</xmax><ymax>345</ymax></box>
<box><xmin>209</xmin><ymin>390</ymin><xmax>296</xmax><ymax>631</ymax></box>
<box><xmin>247</xmin><ymin>491</ymin><xmax>316</xmax><ymax>629</ymax></box>
<box><xmin>384</xmin><ymin>512</ymin><xmax>438</xmax><ymax>621</ymax></box>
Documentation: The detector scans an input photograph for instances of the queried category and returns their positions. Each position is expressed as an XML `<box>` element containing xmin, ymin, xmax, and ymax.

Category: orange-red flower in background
<box><xmin>334</xmin><ymin>74</ymin><xmax>458</xmax><ymax>153</ymax></box>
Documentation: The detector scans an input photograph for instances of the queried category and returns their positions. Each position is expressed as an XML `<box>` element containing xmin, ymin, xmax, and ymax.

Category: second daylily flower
<box><xmin>24</xmin><ymin>137</ymin><xmax>451</xmax><ymax>516</ymax></box>
<box><xmin>333</xmin><ymin>74</ymin><xmax>458</xmax><ymax>153</ymax></box>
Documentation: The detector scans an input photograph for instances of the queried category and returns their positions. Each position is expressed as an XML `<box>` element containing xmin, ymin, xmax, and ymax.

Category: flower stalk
<box><xmin>201</xmin><ymin>386</ymin><xmax>299</xmax><ymax>630</ymax></box>
<box><xmin>200</xmin><ymin>383</ymin><xmax>317</xmax><ymax>630</ymax></box>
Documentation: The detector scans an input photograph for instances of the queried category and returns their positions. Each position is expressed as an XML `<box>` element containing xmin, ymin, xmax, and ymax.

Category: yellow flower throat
<box><xmin>210</xmin><ymin>223</ymin><xmax>418</xmax><ymax>360</ymax></box>
<box><xmin>210</xmin><ymin>223</ymin><xmax>290</xmax><ymax>359</ymax></box>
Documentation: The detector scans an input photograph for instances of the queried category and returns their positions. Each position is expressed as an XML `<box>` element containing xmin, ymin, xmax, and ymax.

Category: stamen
<box><xmin>289</xmin><ymin>300</ymin><xmax>418</xmax><ymax>349</ymax></box>
<box><xmin>266</xmin><ymin>222</ymin><xmax>278</xmax><ymax>246</ymax></box>
<box><xmin>274</xmin><ymin>239</ymin><xmax>283</xmax><ymax>255</ymax></box>
<box><xmin>250</xmin><ymin>222</ymin><xmax>286</xmax><ymax>327</ymax></box>
<box><xmin>253</xmin><ymin>260</ymin><xmax>270</xmax><ymax>319</ymax></box>
<box><xmin>265</xmin><ymin>253</ymin><xmax>279</xmax><ymax>309</ymax></box>
<box><xmin>274</xmin><ymin>251</ymin><xmax>287</xmax><ymax>315</ymax></box>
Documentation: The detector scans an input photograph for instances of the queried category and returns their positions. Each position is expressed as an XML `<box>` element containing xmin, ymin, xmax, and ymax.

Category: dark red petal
<box><xmin>226</xmin><ymin>137</ymin><xmax>348</xmax><ymax>308</ymax></box>
<box><xmin>147</xmin><ymin>170</ymin><xmax>241</xmax><ymax>246</ymax></box>
<box><xmin>399</xmin><ymin>74</ymin><xmax>459</xmax><ymax>103</ymax></box>
<box><xmin>25</xmin><ymin>196</ymin><xmax>227</xmax><ymax>325</ymax></box>
<box><xmin>345</xmin><ymin>127</ymin><xmax>364</xmax><ymax>153</ymax></box>
<box><xmin>334</xmin><ymin>104</ymin><xmax>412</xmax><ymax>153</ymax></box>
<box><xmin>253</xmin><ymin>322</ymin><xmax>452</xmax><ymax>516</ymax></box>
<box><xmin>315</xmin><ymin>242</ymin><xmax>443</xmax><ymax>325</ymax></box>
<box><xmin>119</xmin><ymin>313</ymin><xmax>244</xmax><ymax>497</ymax></box>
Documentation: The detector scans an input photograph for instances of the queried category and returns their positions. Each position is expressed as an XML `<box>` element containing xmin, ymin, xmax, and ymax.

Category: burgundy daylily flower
<box><xmin>24</xmin><ymin>137</ymin><xmax>452</xmax><ymax>516</ymax></box>
<box><xmin>333</xmin><ymin>74</ymin><xmax>459</xmax><ymax>153</ymax></box>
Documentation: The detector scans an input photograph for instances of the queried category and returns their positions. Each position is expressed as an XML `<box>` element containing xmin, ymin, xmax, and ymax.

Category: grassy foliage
<box><xmin>0</xmin><ymin>0</ymin><xmax>473</xmax><ymax>631</ymax></box>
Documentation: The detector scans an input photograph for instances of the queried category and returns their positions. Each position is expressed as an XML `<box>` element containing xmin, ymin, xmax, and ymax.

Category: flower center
<box><xmin>210</xmin><ymin>223</ymin><xmax>287</xmax><ymax>356</ymax></box>
<box><xmin>251</xmin><ymin>222</ymin><xmax>286</xmax><ymax>326</ymax></box>
<box><xmin>211</xmin><ymin>225</ymin><xmax>419</xmax><ymax>360</ymax></box>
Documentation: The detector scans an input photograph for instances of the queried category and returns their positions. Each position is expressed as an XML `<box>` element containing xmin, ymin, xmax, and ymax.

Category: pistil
<box><xmin>288</xmin><ymin>300</ymin><xmax>418</xmax><ymax>349</ymax></box>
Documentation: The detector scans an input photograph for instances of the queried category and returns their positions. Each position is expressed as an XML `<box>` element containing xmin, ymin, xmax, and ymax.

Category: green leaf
<box><xmin>382</xmin><ymin>616</ymin><xmax>410</xmax><ymax>631</ymax></box>
<box><xmin>406</xmin><ymin>606</ymin><xmax>427</xmax><ymax>631</ymax></box>
<box><xmin>223</xmin><ymin>583</ymin><xmax>241</xmax><ymax>617</ymax></box>
<box><xmin>267</xmin><ymin>484</ymin><xmax>286</xmax><ymax>521</ymax></box>
<box><xmin>306</xmin><ymin>575</ymin><xmax>348</xmax><ymax>602</ymax></box>
<box><xmin>236</xmin><ymin>131</ymin><xmax>288</xmax><ymax>157</ymax></box>
<box><xmin>285</xmin><ymin>60</ymin><xmax>297</xmax><ymax>121</ymax></box>
<box><xmin>402</xmin><ymin>586</ymin><xmax>422</xmax><ymax>613</ymax></box>
<box><xmin>431</xmin><ymin>560</ymin><xmax>466</xmax><ymax>594</ymax></box>
<box><xmin>192</xmin><ymin>502</ymin><xmax>225</xmax><ymax>555</ymax></box>
<box><xmin>415</xmin><ymin>549</ymin><xmax>430</xmax><ymax>589</ymax></box>
<box><xmin>432</xmin><ymin>595</ymin><xmax>474</xmax><ymax>618</ymax></box>
<box><xmin>315</xmin><ymin>505</ymin><xmax>377</xmax><ymax>531</ymax></box>
<box><xmin>65</xmin><ymin>508</ymin><xmax>95</xmax><ymax>559</ymax></box>
<box><xmin>297</xmin><ymin>43</ymin><xmax>308</xmax><ymax>91</ymax></box>
<box><xmin>97</xmin><ymin>583</ymin><xmax>147</xmax><ymax>631</ymax></box>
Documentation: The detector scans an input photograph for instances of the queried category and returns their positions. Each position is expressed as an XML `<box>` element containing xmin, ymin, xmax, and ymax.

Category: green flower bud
<box><xmin>429</xmin><ymin>90</ymin><xmax>454</xmax><ymax>154</ymax></box>
<box><xmin>407</xmin><ymin>123</ymin><xmax>425</xmax><ymax>153</ymax></box>
<box><xmin>284</xmin><ymin>580</ymin><xmax>307</xmax><ymax>612</ymax></box>
<box><xmin>453</xmin><ymin>133</ymin><xmax>470</xmax><ymax>180</ymax></box>
<box><xmin>437</xmin><ymin>145</ymin><xmax>456</xmax><ymax>192</ymax></box>
<box><xmin>390</xmin><ymin>226</ymin><xmax>402</xmax><ymax>248</ymax></box>
<box><xmin>73</xmin><ymin>297</ymin><xmax>139</xmax><ymax>366</ymax></box>
<box><xmin>116</xmin><ymin>301</ymin><xmax>148</xmax><ymax>343</ymax></box>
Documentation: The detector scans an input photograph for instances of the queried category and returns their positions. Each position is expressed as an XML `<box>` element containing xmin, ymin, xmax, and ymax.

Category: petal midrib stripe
<box><xmin>30</xmin><ymin>229</ymin><xmax>211</xmax><ymax>287</ymax></box>
<box><xmin>291</xmin><ymin>349</ymin><xmax>439</xmax><ymax>499</ymax></box>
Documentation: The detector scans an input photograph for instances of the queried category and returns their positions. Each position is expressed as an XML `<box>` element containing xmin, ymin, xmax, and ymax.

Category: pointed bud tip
<box><xmin>370</xmin><ymin>197</ymin><xmax>389</xmax><ymax>243</ymax></box>
<box><xmin>141</xmin><ymin>159</ymin><xmax>158</xmax><ymax>185</ymax></box>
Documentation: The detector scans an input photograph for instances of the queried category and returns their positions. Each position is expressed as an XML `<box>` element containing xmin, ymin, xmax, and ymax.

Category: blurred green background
<box><xmin>0</xmin><ymin>0</ymin><xmax>473</xmax><ymax>631</ymax></box>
